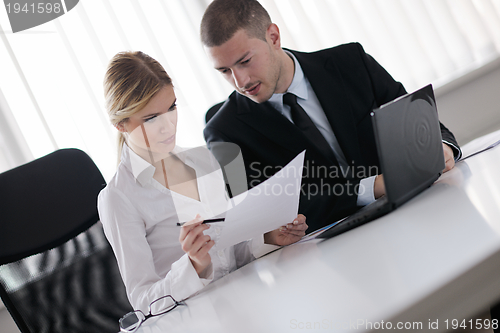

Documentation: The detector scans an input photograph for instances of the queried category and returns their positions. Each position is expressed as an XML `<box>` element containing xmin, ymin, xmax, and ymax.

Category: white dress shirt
<box><xmin>268</xmin><ymin>52</ymin><xmax>376</xmax><ymax>206</ymax></box>
<box><xmin>98</xmin><ymin>144</ymin><xmax>271</xmax><ymax>312</ymax></box>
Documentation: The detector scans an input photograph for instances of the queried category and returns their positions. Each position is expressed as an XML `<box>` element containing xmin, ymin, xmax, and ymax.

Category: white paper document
<box><xmin>460</xmin><ymin>128</ymin><xmax>500</xmax><ymax>160</ymax></box>
<box><xmin>216</xmin><ymin>151</ymin><xmax>305</xmax><ymax>249</ymax></box>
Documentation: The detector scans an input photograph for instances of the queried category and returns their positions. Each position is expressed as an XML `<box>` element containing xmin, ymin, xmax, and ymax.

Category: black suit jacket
<box><xmin>204</xmin><ymin>43</ymin><xmax>460</xmax><ymax>231</ymax></box>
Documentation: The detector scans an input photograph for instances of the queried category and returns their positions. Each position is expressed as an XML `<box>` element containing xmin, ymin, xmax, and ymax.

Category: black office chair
<box><xmin>205</xmin><ymin>101</ymin><xmax>224</xmax><ymax>124</ymax></box>
<box><xmin>492</xmin><ymin>302</ymin><xmax>500</xmax><ymax>333</ymax></box>
<box><xmin>0</xmin><ymin>148</ymin><xmax>133</xmax><ymax>333</ymax></box>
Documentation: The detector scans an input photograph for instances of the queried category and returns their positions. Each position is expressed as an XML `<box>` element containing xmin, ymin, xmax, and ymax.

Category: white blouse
<box><xmin>98</xmin><ymin>144</ymin><xmax>272</xmax><ymax>312</ymax></box>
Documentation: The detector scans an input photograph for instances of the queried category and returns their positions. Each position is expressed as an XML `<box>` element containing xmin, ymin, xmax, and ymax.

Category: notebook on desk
<box><xmin>318</xmin><ymin>84</ymin><xmax>445</xmax><ymax>239</ymax></box>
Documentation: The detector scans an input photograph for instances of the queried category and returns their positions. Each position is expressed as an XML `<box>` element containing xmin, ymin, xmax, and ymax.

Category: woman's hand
<box><xmin>264</xmin><ymin>214</ymin><xmax>308</xmax><ymax>246</ymax></box>
<box><xmin>179</xmin><ymin>215</ymin><xmax>214</xmax><ymax>275</ymax></box>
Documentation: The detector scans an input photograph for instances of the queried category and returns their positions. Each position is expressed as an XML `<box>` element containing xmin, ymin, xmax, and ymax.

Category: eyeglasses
<box><xmin>119</xmin><ymin>295</ymin><xmax>183</xmax><ymax>332</ymax></box>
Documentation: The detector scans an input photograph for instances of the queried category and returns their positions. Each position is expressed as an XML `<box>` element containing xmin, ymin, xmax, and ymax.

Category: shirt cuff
<box><xmin>169</xmin><ymin>253</ymin><xmax>214</xmax><ymax>301</ymax></box>
<box><xmin>442</xmin><ymin>140</ymin><xmax>462</xmax><ymax>161</ymax></box>
<box><xmin>250</xmin><ymin>234</ymin><xmax>281</xmax><ymax>258</ymax></box>
<box><xmin>357</xmin><ymin>176</ymin><xmax>376</xmax><ymax>206</ymax></box>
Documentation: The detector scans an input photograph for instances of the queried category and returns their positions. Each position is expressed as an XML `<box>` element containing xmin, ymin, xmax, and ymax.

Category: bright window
<box><xmin>0</xmin><ymin>0</ymin><xmax>499</xmax><ymax>179</ymax></box>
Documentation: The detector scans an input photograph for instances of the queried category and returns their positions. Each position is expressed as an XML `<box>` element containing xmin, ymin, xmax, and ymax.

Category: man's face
<box><xmin>205</xmin><ymin>28</ymin><xmax>284</xmax><ymax>104</ymax></box>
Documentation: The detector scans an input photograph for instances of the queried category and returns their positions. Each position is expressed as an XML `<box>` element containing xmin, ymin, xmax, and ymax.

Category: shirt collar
<box><xmin>121</xmin><ymin>143</ymin><xmax>155</xmax><ymax>187</ymax></box>
<box><xmin>268</xmin><ymin>51</ymin><xmax>309</xmax><ymax>111</ymax></box>
<box><xmin>121</xmin><ymin>143</ymin><xmax>189</xmax><ymax>187</ymax></box>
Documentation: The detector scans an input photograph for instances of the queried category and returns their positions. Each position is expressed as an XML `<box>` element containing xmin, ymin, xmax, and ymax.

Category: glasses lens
<box><xmin>120</xmin><ymin>311</ymin><xmax>145</xmax><ymax>332</ymax></box>
<box><xmin>150</xmin><ymin>296</ymin><xmax>176</xmax><ymax>315</ymax></box>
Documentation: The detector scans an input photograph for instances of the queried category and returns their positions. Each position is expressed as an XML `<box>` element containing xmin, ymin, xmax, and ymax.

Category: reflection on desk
<box><xmin>136</xmin><ymin>145</ymin><xmax>500</xmax><ymax>333</ymax></box>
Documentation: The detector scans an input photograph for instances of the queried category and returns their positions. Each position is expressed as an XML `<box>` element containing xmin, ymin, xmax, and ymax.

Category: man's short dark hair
<box><xmin>200</xmin><ymin>0</ymin><xmax>272</xmax><ymax>47</ymax></box>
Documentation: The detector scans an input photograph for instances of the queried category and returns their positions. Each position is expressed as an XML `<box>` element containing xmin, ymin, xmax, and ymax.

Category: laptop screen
<box><xmin>371</xmin><ymin>84</ymin><xmax>445</xmax><ymax>207</ymax></box>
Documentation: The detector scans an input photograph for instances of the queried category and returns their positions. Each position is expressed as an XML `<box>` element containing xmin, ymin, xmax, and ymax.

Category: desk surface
<box><xmin>136</xmin><ymin>145</ymin><xmax>500</xmax><ymax>333</ymax></box>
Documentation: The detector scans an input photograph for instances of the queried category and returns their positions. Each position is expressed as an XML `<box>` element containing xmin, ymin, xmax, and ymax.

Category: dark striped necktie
<box><xmin>283</xmin><ymin>93</ymin><xmax>338</xmax><ymax>165</ymax></box>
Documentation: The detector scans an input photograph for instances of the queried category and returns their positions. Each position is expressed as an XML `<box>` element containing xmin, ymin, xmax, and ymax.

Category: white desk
<box><xmin>136</xmin><ymin>145</ymin><xmax>500</xmax><ymax>333</ymax></box>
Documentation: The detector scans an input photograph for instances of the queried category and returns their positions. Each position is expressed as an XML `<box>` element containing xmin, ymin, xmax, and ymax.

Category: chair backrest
<box><xmin>0</xmin><ymin>149</ymin><xmax>132</xmax><ymax>333</ymax></box>
<box><xmin>205</xmin><ymin>101</ymin><xmax>224</xmax><ymax>124</ymax></box>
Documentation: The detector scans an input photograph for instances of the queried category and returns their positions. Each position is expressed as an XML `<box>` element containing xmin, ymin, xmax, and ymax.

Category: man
<box><xmin>200</xmin><ymin>0</ymin><xmax>461</xmax><ymax>232</ymax></box>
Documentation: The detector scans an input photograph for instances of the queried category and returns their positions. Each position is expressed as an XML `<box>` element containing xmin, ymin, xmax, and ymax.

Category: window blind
<box><xmin>0</xmin><ymin>0</ymin><xmax>499</xmax><ymax>179</ymax></box>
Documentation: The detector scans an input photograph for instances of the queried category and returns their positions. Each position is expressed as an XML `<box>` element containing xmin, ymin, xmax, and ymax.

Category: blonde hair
<box><xmin>103</xmin><ymin>51</ymin><xmax>172</xmax><ymax>163</ymax></box>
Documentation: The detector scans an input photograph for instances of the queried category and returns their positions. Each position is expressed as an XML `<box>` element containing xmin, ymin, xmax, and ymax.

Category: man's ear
<box><xmin>267</xmin><ymin>23</ymin><xmax>281</xmax><ymax>49</ymax></box>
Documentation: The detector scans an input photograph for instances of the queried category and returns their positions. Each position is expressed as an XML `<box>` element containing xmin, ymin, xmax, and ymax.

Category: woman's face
<box><xmin>118</xmin><ymin>85</ymin><xmax>178</xmax><ymax>163</ymax></box>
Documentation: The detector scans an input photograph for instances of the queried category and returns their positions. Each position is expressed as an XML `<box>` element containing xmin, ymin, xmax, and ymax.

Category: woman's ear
<box><xmin>115</xmin><ymin>121</ymin><xmax>127</xmax><ymax>133</ymax></box>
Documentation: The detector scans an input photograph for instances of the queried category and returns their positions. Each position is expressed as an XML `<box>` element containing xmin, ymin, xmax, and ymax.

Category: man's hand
<box><xmin>264</xmin><ymin>214</ymin><xmax>308</xmax><ymax>246</ymax></box>
<box><xmin>374</xmin><ymin>174</ymin><xmax>386</xmax><ymax>199</ymax></box>
<box><xmin>443</xmin><ymin>143</ymin><xmax>455</xmax><ymax>173</ymax></box>
<box><xmin>375</xmin><ymin>144</ymin><xmax>456</xmax><ymax>196</ymax></box>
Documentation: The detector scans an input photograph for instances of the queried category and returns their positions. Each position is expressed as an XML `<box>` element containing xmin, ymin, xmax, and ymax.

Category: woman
<box><xmin>98</xmin><ymin>51</ymin><xmax>307</xmax><ymax>312</ymax></box>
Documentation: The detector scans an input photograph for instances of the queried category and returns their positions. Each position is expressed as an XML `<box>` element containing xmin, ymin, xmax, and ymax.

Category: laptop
<box><xmin>318</xmin><ymin>84</ymin><xmax>445</xmax><ymax>239</ymax></box>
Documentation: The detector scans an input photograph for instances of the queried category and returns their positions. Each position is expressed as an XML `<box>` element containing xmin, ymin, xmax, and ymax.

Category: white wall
<box><xmin>0</xmin><ymin>304</ymin><xmax>20</xmax><ymax>333</ymax></box>
<box><xmin>0</xmin><ymin>89</ymin><xmax>32</xmax><ymax>174</ymax></box>
<box><xmin>435</xmin><ymin>58</ymin><xmax>500</xmax><ymax>146</ymax></box>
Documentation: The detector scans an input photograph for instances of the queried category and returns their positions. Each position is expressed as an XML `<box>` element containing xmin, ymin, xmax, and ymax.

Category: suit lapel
<box><xmin>291</xmin><ymin>50</ymin><xmax>364</xmax><ymax>168</ymax></box>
